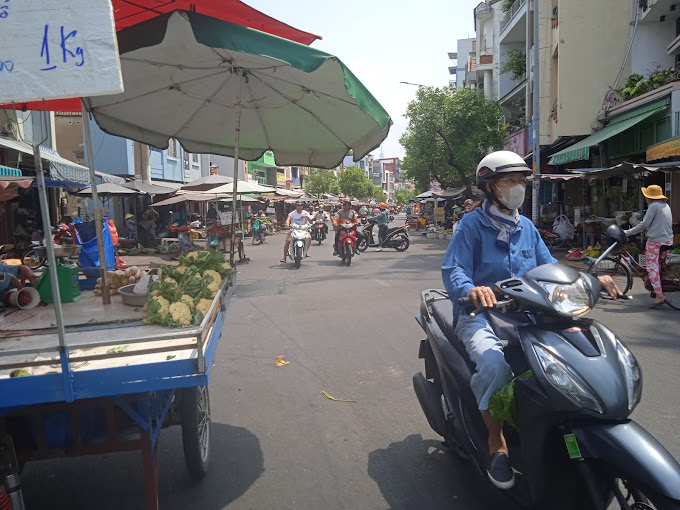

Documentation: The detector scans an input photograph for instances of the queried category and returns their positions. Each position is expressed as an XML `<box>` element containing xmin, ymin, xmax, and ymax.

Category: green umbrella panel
<box><xmin>83</xmin><ymin>10</ymin><xmax>392</xmax><ymax>170</ymax></box>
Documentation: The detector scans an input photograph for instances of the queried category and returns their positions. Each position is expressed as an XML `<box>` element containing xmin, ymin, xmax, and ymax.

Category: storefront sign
<box><xmin>434</xmin><ymin>207</ymin><xmax>445</xmax><ymax>223</ymax></box>
<box><xmin>276</xmin><ymin>171</ymin><xmax>285</xmax><ymax>184</ymax></box>
<box><xmin>0</xmin><ymin>0</ymin><xmax>123</xmax><ymax>103</ymax></box>
<box><xmin>647</xmin><ymin>136</ymin><xmax>680</xmax><ymax>162</ymax></box>
<box><xmin>504</xmin><ymin>125</ymin><xmax>528</xmax><ymax>157</ymax></box>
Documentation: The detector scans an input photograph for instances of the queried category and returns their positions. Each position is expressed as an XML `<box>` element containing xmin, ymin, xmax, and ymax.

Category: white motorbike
<box><xmin>288</xmin><ymin>223</ymin><xmax>311</xmax><ymax>269</ymax></box>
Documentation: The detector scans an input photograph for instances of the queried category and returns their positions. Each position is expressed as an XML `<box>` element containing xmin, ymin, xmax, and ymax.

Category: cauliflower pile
<box><xmin>144</xmin><ymin>250</ymin><xmax>235</xmax><ymax>328</ymax></box>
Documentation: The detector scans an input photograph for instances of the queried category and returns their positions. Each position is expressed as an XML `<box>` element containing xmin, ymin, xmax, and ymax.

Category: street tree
<box><xmin>304</xmin><ymin>168</ymin><xmax>340</xmax><ymax>196</ymax></box>
<box><xmin>372</xmin><ymin>186</ymin><xmax>386</xmax><ymax>202</ymax></box>
<box><xmin>400</xmin><ymin>86</ymin><xmax>507</xmax><ymax>195</ymax></box>
<box><xmin>395</xmin><ymin>189</ymin><xmax>417</xmax><ymax>204</ymax></box>
<box><xmin>338</xmin><ymin>166</ymin><xmax>375</xmax><ymax>199</ymax></box>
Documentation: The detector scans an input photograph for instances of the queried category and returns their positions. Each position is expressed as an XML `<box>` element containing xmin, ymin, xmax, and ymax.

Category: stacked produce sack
<box><xmin>144</xmin><ymin>250</ymin><xmax>236</xmax><ymax>328</ymax></box>
<box><xmin>94</xmin><ymin>266</ymin><xmax>146</xmax><ymax>296</ymax></box>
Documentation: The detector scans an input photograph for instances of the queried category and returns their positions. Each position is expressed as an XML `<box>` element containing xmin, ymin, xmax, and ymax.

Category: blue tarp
<box><xmin>74</xmin><ymin>220</ymin><xmax>115</xmax><ymax>276</ymax></box>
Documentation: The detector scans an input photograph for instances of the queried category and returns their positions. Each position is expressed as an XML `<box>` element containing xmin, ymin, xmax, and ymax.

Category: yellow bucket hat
<box><xmin>641</xmin><ymin>184</ymin><xmax>667</xmax><ymax>200</ymax></box>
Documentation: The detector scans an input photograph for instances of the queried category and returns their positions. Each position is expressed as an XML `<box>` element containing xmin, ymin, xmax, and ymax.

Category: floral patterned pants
<box><xmin>646</xmin><ymin>241</ymin><xmax>672</xmax><ymax>294</ymax></box>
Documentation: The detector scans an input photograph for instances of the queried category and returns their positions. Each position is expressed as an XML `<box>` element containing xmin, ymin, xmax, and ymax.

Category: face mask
<box><xmin>494</xmin><ymin>183</ymin><xmax>525</xmax><ymax>210</ymax></box>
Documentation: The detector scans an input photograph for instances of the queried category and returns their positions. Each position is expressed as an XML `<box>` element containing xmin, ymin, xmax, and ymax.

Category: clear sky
<box><xmin>246</xmin><ymin>0</ymin><xmax>481</xmax><ymax>160</ymax></box>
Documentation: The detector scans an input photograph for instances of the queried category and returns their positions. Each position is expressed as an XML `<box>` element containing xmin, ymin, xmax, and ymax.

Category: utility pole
<box><xmin>531</xmin><ymin>0</ymin><xmax>541</xmax><ymax>225</ymax></box>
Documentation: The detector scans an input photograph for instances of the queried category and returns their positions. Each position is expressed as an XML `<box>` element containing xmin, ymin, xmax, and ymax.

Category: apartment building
<box><xmin>474</xmin><ymin>0</ymin><xmax>633</xmax><ymax>159</ymax></box>
<box><xmin>448</xmin><ymin>38</ymin><xmax>476</xmax><ymax>89</ymax></box>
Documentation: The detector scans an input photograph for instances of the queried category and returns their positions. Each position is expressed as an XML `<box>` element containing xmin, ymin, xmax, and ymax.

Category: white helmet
<box><xmin>476</xmin><ymin>151</ymin><xmax>531</xmax><ymax>187</ymax></box>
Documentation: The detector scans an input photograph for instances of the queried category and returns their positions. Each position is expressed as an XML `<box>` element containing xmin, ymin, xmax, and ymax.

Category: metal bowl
<box><xmin>34</xmin><ymin>245</ymin><xmax>81</xmax><ymax>258</ymax></box>
<box><xmin>118</xmin><ymin>284</ymin><xmax>148</xmax><ymax>307</ymax></box>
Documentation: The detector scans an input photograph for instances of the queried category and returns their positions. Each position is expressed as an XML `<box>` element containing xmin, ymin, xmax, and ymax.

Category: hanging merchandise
<box><xmin>552</xmin><ymin>214</ymin><xmax>574</xmax><ymax>240</ymax></box>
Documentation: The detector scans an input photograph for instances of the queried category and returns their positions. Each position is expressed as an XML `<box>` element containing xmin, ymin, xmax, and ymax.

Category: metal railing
<box><xmin>500</xmin><ymin>0</ymin><xmax>528</xmax><ymax>35</ymax></box>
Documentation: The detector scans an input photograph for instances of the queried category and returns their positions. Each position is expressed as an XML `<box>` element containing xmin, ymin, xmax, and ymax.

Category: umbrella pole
<box><xmin>82</xmin><ymin>103</ymin><xmax>111</xmax><ymax>304</ymax></box>
<box><xmin>229</xmin><ymin>104</ymin><xmax>242</xmax><ymax>266</ymax></box>
<box><xmin>33</xmin><ymin>143</ymin><xmax>73</xmax><ymax>400</ymax></box>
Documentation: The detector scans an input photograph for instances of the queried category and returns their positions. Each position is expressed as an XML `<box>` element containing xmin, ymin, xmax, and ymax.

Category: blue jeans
<box><xmin>454</xmin><ymin>312</ymin><xmax>513</xmax><ymax>411</ymax></box>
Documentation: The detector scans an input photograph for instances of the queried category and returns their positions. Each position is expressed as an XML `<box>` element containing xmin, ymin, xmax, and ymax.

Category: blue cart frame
<box><xmin>0</xmin><ymin>275</ymin><xmax>235</xmax><ymax>510</ymax></box>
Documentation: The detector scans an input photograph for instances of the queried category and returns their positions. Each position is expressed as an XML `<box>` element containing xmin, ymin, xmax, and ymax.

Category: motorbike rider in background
<box><xmin>311</xmin><ymin>205</ymin><xmax>331</xmax><ymax>237</ymax></box>
<box><xmin>281</xmin><ymin>200</ymin><xmax>313</xmax><ymax>263</ymax></box>
<box><xmin>441</xmin><ymin>151</ymin><xmax>623</xmax><ymax>490</ymax></box>
<box><xmin>368</xmin><ymin>202</ymin><xmax>389</xmax><ymax>252</ymax></box>
<box><xmin>333</xmin><ymin>199</ymin><xmax>360</xmax><ymax>256</ymax></box>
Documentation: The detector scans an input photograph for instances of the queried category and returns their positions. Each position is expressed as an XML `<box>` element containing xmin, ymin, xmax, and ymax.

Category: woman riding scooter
<box><xmin>441</xmin><ymin>150</ymin><xmax>622</xmax><ymax>489</ymax></box>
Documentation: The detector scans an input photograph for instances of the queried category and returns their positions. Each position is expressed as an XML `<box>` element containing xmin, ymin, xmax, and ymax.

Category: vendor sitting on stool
<box><xmin>178</xmin><ymin>226</ymin><xmax>197</xmax><ymax>254</ymax></box>
<box><xmin>0</xmin><ymin>262</ymin><xmax>37</xmax><ymax>299</ymax></box>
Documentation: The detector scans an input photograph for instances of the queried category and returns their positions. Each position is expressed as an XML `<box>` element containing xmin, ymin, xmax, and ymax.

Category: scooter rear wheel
<box><xmin>394</xmin><ymin>235</ymin><xmax>410</xmax><ymax>252</ymax></box>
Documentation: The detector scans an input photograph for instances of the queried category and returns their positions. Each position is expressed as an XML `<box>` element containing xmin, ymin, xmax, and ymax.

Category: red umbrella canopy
<box><xmin>2</xmin><ymin>0</ymin><xmax>320</xmax><ymax>113</ymax></box>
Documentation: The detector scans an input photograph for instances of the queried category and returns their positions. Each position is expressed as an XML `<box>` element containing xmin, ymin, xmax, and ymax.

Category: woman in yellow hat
<box><xmin>624</xmin><ymin>184</ymin><xmax>673</xmax><ymax>308</ymax></box>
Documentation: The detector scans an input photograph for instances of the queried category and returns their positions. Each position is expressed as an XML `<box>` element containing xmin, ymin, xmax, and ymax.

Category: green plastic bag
<box><xmin>488</xmin><ymin>370</ymin><xmax>533</xmax><ymax>428</ymax></box>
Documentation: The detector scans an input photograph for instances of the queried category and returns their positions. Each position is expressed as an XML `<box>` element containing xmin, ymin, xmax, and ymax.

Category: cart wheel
<box><xmin>180</xmin><ymin>385</ymin><xmax>211</xmax><ymax>481</ymax></box>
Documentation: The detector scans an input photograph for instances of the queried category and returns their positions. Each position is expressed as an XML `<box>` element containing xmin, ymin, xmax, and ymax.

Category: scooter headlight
<box><xmin>539</xmin><ymin>278</ymin><xmax>592</xmax><ymax>316</ymax></box>
<box><xmin>616</xmin><ymin>340</ymin><xmax>642</xmax><ymax>411</ymax></box>
<box><xmin>533</xmin><ymin>344</ymin><xmax>603</xmax><ymax>414</ymax></box>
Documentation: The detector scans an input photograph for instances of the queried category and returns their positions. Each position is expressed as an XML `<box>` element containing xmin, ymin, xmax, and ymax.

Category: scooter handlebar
<box><xmin>457</xmin><ymin>297</ymin><xmax>474</xmax><ymax>307</ymax></box>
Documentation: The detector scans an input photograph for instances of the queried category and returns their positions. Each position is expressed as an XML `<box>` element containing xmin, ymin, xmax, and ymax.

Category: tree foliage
<box><xmin>395</xmin><ymin>189</ymin><xmax>417</xmax><ymax>204</ymax></box>
<box><xmin>304</xmin><ymin>168</ymin><xmax>339</xmax><ymax>196</ymax></box>
<box><xmin>400</xmin><ymin>87</ymin><xmax>507</xmax><ymax>195</ymax></box>
<box><xmin>338</xmin><ymin>166</ymin><xmax>376</xmax><ymax>199</ymax></box>
<box><xmin>372</xmin><ymin>186</ymin><xmax>386</xmax><ymax>202</ymax></box>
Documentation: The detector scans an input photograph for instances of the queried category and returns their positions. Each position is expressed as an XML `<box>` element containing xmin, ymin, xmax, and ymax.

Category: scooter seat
<box><xmin>386</xmin><ymin>227</ymin><xmax>402</xmax><ymax>235</ymax></box>
<box><xmin>430</xmin><ymin>299</ymin><xmax>473</xmax><ymax>365</ymax></box>
<box><xmin>429</xmin><ymin>299</ymin><xmax>530</xmax><ymax>375</ymax></box>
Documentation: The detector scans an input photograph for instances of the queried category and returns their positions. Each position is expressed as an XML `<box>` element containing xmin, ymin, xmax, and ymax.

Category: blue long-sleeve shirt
<box><xmin>0</xmin><ymin>262</ymin><xmax>20</xmax><ymax>293</ymax></box>
<box><xmin>442</xmin><ymin>208</ymin><xmax>556</xmax><ymax>316</ymax></box>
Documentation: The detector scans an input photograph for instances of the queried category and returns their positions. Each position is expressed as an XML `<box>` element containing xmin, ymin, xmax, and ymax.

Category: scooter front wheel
<box><xmin>357</xmin><ymin>235</ymin><xmax>369</xmax><ymax>252</ymax></box>
<box><xmin>344</xmin><ymin>243</ymin><xmax>353</xmax><ymax>266</ymax></box>
<box><xmin>294</xmin><ymin>246</ymin><xmax>302</xmax><ymax>269</ymax></box>
<box><xmin>609</xmin><ymin>476</ymin><xmax>680</xmax><ymax>510</ymax></box>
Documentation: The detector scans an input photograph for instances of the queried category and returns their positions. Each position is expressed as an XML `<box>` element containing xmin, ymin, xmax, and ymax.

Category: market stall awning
<box><xmin>569</xmin><ymin>161</ymin><xmax>680</xmax><ymax>180</ymax></box>
<box><xmin>151</xmin><ymin>192</ymin><xmax>227</xmax><ymax>206</ymax></box>
<box><xmin>548</xmin><ymin>105</ymin><xmax>667</xmax><ymax>165</ymax></box>
<box><xmin>415</xmin><ymin>191</ymin><xmax>433</xmax><ymax>199</ymax></box>
<box><xmin>210</xmin><ymin>181</ymin><xmax>276</xmax><ymax>194</ymax></box>
<box><xmin>0</xmin><ymin>135</ymin><xmax>124</xmax><ymax>186</ymax></box>
<box><xmin>120</xmin><ymin>180</ymin><xmax>178</xmax><ymax>195</ymax></box>
<box><xmin>0</xmin><ymin>176</ymin><xmax>33</xmax><ymax>189</ymax></box>
<box><xmin>0</xmin><ymin>165</ymin><xmax>22</xmax><ymax>177</ymax></box>
<box><xmin>78</xmin><ymin>182</ymin><xmax>141</xmax><ymax>195</ymax></box>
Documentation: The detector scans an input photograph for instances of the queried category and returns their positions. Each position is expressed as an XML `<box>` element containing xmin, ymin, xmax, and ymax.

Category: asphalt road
<box><xmin>22</xmin><ymin>215</ymin><xmax>680</xmax><ymax>509</ymax></box>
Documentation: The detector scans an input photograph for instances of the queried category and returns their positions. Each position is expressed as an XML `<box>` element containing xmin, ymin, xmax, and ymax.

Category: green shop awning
<box><xmin>548</xmin><ymin>105</ymin><xmax>667</xmax><ymax>165</ymax></box>
<box><xmin>0</xmin><ymin>166</ymin><xmax>22</xmax><ymax>176</ymax></box>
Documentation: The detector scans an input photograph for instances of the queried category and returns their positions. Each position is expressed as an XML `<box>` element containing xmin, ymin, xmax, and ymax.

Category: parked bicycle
<box><xmin>588</xmin><ymin>241</ymin><xmax>680</xmax><ymax>309</ymax></box>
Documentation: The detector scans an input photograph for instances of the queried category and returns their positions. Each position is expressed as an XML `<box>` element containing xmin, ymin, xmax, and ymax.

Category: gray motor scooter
<box><xmin>413</xmin><ymin>225</ymin><xmax>680</xmax><ymax>509</ymax></box>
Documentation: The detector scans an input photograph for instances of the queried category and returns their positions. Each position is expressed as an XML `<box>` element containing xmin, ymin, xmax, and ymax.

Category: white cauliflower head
<box><xmin>180</xmin><ymin>294</ymin><xmax>195</xmax><ymax>311</ymax></box>
<box><xmin>203</xmin><ymin>269</ymin><xmax>222</xmax><ymax>286</ymax></box>
<box><xmin>148</xmin><ymin>295</ymin><xmax>170</xmax><ymax>319</ymax></box>
<box><xmin>169</xmin><ymin>301</ymin><xmax>192</xmax><ymax>327</ymax></box>
<box><xmin>176</xmin><ymin>265</ymin><xmax>187</xmax><ymax>275</ymax></box>
<box><xmin>195</xmin><ymin>298</ymin><xmax>213</xmax><ymax>316</ymax></box>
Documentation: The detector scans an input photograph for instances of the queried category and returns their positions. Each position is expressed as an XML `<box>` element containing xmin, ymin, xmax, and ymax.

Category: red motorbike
<box><xmin>337</xmin><ymin>220</ymin><xmax>358</xmax><ymax>266</ymax></box>
<box><xmin>53</xmin><ymin>222</ymin><xmax>75</xmax><ymax>245</ymax></box>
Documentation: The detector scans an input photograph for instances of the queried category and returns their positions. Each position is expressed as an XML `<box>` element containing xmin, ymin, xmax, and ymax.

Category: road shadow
<box><xmin>367</xmin><ymin>433</ymin><xmax>518</xmax><ymax>510</ymax></box>
<box><xmin>22</xmin><ymin>422</ymin><xmax>263</xmax><ymax>510</ymax></box>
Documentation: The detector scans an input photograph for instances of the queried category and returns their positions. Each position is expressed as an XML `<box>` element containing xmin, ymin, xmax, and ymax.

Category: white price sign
<box><xmin>0</xmin><ymin>0</ymin><xmax>123</xmax><ymax>103</ymax></box>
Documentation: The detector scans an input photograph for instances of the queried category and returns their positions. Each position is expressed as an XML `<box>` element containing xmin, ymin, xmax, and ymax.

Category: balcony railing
<box><xmin>500</xmin><ymin>0</ymin><xmax>527</xmax><ymax>35</ymax></box>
